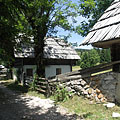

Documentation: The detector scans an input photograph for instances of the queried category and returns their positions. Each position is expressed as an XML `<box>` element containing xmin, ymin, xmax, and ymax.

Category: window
<box><xmin>26</xmin><ymin>68</ymin><xmax>33</xmax><ymax>76</ymax></box>
<box><xmin>56</xmin><ymin>68</ymin><xmax>61</xmax><ymax>75</ymax></box>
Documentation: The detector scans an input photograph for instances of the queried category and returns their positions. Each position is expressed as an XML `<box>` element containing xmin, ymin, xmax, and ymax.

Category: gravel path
<box><xmin>0</xmin><ymin>84</ymin><xmax>82</xmax><ymax>120</ymax></box>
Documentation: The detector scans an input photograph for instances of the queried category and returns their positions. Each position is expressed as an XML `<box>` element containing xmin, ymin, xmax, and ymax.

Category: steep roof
<box><xmin>15</xmin><ymin>37</ymin><xmax>80</xmax><ymax>60</ymax></box>
<box><xmin>81</xmin><ymin>0</ymin><xmax>120</xmax><ymax>48</ymax></box>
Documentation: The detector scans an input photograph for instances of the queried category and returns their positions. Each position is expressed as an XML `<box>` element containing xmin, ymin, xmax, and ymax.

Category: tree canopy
<box><xmin>77</xmin><ymin>48</ymin><xmax>111</xmax><ymax>69</ymax></box>
<box><xmin>0</xmin><ymin>0</ymin><xmax>81</xmax><ymax>76</ymax></box>
<box><xmin>0</xmin><ymin>0</ymin><xmax>113</xmax><ymax>76</ymax></box>
<box><xmin>76</xmin><ymin>0</ymin><xmax>114</xmax><ymax>36</ymax></box>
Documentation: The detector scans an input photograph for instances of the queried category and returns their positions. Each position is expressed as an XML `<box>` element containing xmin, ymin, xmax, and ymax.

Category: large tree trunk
<box><xmin>34</xmin><ymin>29</ymin><xmax>46</xmax><ymax>78</ymax></box>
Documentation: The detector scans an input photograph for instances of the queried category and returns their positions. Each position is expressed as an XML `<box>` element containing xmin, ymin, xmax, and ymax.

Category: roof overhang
<box><xmin>92</xmin><ymin>38</ymin><xmax>120</xmax><ymax>48</ymax></box>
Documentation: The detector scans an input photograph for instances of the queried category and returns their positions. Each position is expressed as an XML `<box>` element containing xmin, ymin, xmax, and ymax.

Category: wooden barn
<box><xmin>13</xmin><ymin>37</ymin><xmax>80</xmax><ymax>82</ymax></box>
<box><xmin>81</xmin><ymin>0</ymin><xmax>120</xmax><ymax>103</ymax></box>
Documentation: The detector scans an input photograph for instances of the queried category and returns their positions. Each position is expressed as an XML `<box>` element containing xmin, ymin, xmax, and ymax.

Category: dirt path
<box><xmin>0</xmin><ymin>84</ymin><xmax>82</xmax><ymax>120</ymax></box>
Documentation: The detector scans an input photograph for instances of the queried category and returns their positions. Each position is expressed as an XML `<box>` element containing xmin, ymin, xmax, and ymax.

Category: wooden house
<box><xmin>13</xmin><ymin>37</ymin><xmax>80</xmax><ymax>81</ymax></box>
<box><xmin>81</xmin><ymin>0</ymin><xmax>120</xmax><ymax>103</ymax></box>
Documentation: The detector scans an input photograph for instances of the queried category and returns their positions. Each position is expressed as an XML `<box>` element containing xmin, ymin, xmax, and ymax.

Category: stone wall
<box><xmin>86</xmin><ymin>72</ymin><xmax>118</xmax><ymax>102</ymax></box>
<box><xmin>61</xmin><ymin>72</ymin><xmax>118</xmax><ymax>102</ymax></box>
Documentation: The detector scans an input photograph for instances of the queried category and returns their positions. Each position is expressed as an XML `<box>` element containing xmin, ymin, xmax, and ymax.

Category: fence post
<box><xmin>46</xmin><ymin>78</ymin><xmax>51</xmax><ymax>97</ymax></box>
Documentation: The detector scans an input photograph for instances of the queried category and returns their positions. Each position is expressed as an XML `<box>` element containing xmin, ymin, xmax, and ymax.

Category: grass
<box><xmin>0</xmin><ymin>79</ymin><xmax>28</xmax><ymax>93</ymax></box>
<box><xmin>59</xmin><ymin>96</ymin><xmax>120</xmax><ymax>120</ymax></box>
<box><xmin>72</xmin><ymin>66</ymin><xmax>80</xmax><ymax>71</ymax></box>
<box><xmin>0</xmin><ymin>79</ymin><xmax>46</xmax><ymax>98</ymax></box>
<box><xmin>1</xmin><ymin>79</ymin><xmax>120</xmax><ymax>119</ymax></box>
<box><xmin>28</xmin><ymin>91</ymin><xmax>46</xmax><ymax>99</ymax></box>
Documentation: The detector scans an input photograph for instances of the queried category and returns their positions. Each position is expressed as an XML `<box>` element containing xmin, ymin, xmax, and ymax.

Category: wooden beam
<box><xmin>93</xmin><ymin>38</ymin><xmax>120</xmax><ymax>48</ymax></box>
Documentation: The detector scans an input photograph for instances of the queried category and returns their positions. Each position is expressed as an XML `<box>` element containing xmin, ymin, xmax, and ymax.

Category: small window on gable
<box><xmin>56</xmin><ymin>68</ymin><xmax>61</xmax><ymax>75</ymax></box>
<box><xmin>26</xmin><ymin>68</ymin><xmax>33</xmax><ymax>77</ymax></box>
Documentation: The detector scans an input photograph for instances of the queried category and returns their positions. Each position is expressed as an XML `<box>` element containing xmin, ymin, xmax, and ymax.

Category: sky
<box><xmin>56</xmin><ymin>16</ymin><xmax>93</xmax><ymax>49</ymax></box>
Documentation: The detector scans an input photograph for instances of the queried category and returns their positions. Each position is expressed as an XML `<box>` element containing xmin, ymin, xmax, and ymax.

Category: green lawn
<box><xmin>1</xmin><ymin>79</ymin><xmax>120</xmax><ymax>120</ymax></box>
<box><xmin>72</xmin><ymin>66</ymin><xmax>80</xmax><ymax>71</ymax></box>
<box><xmin>60</xmin><ymin>96</ymin><xmax>120</xmax><ymax>120</ymax></box>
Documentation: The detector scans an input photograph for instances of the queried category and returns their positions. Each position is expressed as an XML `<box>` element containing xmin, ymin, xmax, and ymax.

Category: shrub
<box><xmin>54</xmin><ymin>84</ymin><xmax>72</xmax><ymax>102</ymax></box>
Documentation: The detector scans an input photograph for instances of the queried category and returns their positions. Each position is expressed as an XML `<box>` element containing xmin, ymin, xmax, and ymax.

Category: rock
<box><xmin>87</xmin><ymin>88</ymin><xmax>94</xmax><ymax>94</ymax></box>
<box><xmin>75</xmin><ymin>86</ymin><xmax>82</xmax><ymax>91</ymax></box>
<box><xmin>100</xmin><ymin>97</ymin><xmax>107</xmax><ymax>102</ymax></box>
<box><xmin>70</xmin><ymin>81</ymin><xmax>75</xmax><ymax>85</ymax></box>
<box><xmin>84</xmin><ymin>85</ymin><xmax>90</xmax><ymax>89</ymax></box>
<box><xmin>80</xmin><ymin>80</ymin><xmax>86</xmax><ymax>86</ymax></box>
<box><xmin>109</xmin><ymin>84</ymin><xmax>115</xmax><ymax>89</ymax></box>
<box><xmin>70</xmin><ymin>89</ymin><xmax>75</xmax><ymax>92</ymax></box>
<box><xmin>74</xmin><ymin>80</ymin><xmax>81</xmax><ymax>85</ymax></box>
<box><xmin>96</xmin><ymin>89</ymin><xmax>101</xmax><ymax>94</ymax></box>
<box><xmin>102</xmin><ymin>84</ymin><xmax>108</xmax><ymax>90</ymax></box>
<box><xmin>92</xmin><ymin>93</ymin><xmax>97</xmax><ymax>97</ymax></box>
<box><xmin>98</xmin><ymin>93</ymin><xmax>104</xmax><ymax>99</ymax></box>
<box><xmin>66</xmin><ymin>82</ymin><xmax>71</xmax><ymax>86</ymax></box>
<box><xmin>104</xmin><ymin>103</ymin><xmax>115</xmax><ymax>108</ymax></box>
<box><xmin>66</xmin><ymin>87</ymin><xmax>72</xmax><ymax>92</ymax></box>
<box><xmin>107</xmin><ymin>95</ymin><xmax>115</xmax><ymax>102</ymax></box>
<box><xmin>82</xmin><ymin>89</ymin><xmax>88</xmax><ymax>95</ymax></box>
<box><xmin>105</xmin><ymin>80</ymin><xmax>111</xmax><ymax>84</ymax></box>
<box><xmin>104</xmin><ymin>75</ymin><xmax>114</xmax><ymax>80</ymax></box>
<box><xmin>95</xmin><ymin>96</ymin><xmax>100</xmax><ymax>102</ymax></box>
<box><xmin>86</xmin><ymin>94</ymin><xmax>90</xmax><ymax>99</ymax></box>
<box><xmin>112</xmin><ymin>112</ymin><xmax>120</xmax><ymax>118</ymax></box>
<box><xmin>77</xmin><ymin>92</ymin><xmax>81</xmax><ymax>96</ymax></box>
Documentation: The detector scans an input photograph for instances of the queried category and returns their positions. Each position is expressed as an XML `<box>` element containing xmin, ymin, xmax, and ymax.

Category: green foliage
<box><xmin>54</xmin><ymin>84</ymin><xmax>72</xmax><ymax>102</ymax></box>
<box><xmin>76</xmin><ymin>0</ymin><xmax>114</xmax><ymax>37</ymax></box>
<box><xmin>1</xmin><ymin>0</ymin><xmax>113</xmax><ymax>76</ymax></box>
<box><xmin>99</xmin><ymin>49</ymin><xmax>111</xmax><ymax>63</ymax></box>
<box><xmin>29</xmin><ymin>73</ymin><xmax>38</xmax><ymax>91</ymax></box>
<box><xmin>80</xmin><ymin>49</ymin><xmax>100</xmax><ymax>69</ymax></box>
<box><xmin>76</xmin><ymin>48</ymin><xmax>111</xmax><ymax>69</ymax></box>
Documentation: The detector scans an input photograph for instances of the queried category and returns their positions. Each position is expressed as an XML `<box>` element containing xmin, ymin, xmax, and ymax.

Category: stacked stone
<box><xmin>50</xmin><ymin>72</ymin><xmax>117</xmax><ymax>102</ymax></box>
<box><xmin>64</xmin><ymin>79</ymin><xmax>107</xmax><ymax>102</ymax></box>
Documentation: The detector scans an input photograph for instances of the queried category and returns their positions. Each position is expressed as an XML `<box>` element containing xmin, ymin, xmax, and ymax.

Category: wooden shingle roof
<box><xmin>15</xmin><ymin>37</ymin><xmax>80</xmax><ymax>60</ymax></box>
<box><xmin>81</xmin><ymin>0</ymin><xmax>120</xmax><ymax>48</ymax></box>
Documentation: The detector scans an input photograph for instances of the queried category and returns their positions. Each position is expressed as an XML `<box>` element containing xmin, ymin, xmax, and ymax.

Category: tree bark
<box><xmin>34</xmin><ymin>28</ymin><xmax>46</xmax><ymax>78</ymax></box>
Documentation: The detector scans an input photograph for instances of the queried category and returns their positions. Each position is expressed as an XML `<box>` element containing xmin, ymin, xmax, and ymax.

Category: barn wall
<box><xmin>45</xmin><ymin>65</ymin><xmax>71</xmax><ymax>78</ymax></box>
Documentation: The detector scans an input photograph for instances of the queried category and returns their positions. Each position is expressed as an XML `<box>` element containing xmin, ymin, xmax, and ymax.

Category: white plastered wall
<box><xmin>23</xmin><ymin>65</ymin><xmax>37</xmax><ymax>76</ymax></box>
<box><xmin>45</xmin><ymin>65</ymin><xmax>71</xmax><ymax>78</ymax></box>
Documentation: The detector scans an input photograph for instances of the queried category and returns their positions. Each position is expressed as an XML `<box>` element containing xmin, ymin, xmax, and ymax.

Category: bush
<box><xmin>54</xmin><ymin>84</ymin><xmax>72</xmax><ymax>102</ymax></box>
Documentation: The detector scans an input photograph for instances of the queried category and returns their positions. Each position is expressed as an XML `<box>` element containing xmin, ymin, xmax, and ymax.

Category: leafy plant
<box><xmin>29</xmin><ymin>73</ymin><xmax>38</xmax><ymax>91</ymax></box>
<box><xmin>54</xmin><ymin>84</ymin><xmax>72</xmax><ymax>102</ymax></box>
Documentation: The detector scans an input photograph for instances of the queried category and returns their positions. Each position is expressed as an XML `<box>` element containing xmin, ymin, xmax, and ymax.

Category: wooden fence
<box><xmin>0</xmin><ymin>68</ymin><xmax>10</xmax><ymax>80</ymax></box>
<box><xmin>25</xmin><ymin>60</ymin><xmax>120</xmax><ymax>96</ymax></box>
